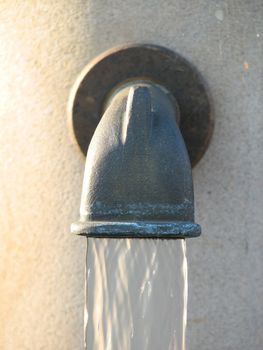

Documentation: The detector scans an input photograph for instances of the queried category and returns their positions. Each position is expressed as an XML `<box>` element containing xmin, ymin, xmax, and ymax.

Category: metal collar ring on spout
<box><xmin>69</xmin><ymin>45</ymin><xmax>214</xmax><ymax>239</ymax></box>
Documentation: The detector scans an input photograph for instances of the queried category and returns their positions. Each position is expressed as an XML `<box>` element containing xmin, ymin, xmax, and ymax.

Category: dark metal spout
<box><xmin>71</xmin><ymin>82</ymin><xmax>201</xmax><ymax>238</ymax></box>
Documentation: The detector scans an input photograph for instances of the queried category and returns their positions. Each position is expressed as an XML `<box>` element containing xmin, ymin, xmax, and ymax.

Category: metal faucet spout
<box><xmin>71</xmin><ymin>82</ymin><xmax>201</xmax><ymax>239</ymax></box>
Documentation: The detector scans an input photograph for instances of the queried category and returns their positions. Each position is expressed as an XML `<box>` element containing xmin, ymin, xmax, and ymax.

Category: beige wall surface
<box><xmin>0</xmin><ymin>1</ymin><xmax>262</xmax><ymax>349</ymax></box>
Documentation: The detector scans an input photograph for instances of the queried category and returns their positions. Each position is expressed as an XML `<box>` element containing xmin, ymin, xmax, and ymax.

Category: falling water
<box><xmin>85</xmin><ymin>238</ymin><xmax>188</xmax><ymax>350</ymax></box>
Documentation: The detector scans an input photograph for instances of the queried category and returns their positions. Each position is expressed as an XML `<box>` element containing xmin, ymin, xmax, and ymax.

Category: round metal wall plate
<box><xmin>68</xmin><ymin>44</ymin><xmax>213</xmax><ymax>167</ymax></box>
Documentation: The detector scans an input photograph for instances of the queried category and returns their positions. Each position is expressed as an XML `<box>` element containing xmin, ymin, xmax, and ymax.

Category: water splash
<box><xmin>85</xmin><ymin>238</ymin><xmax>188</xmax><ymax>350</ymax></box>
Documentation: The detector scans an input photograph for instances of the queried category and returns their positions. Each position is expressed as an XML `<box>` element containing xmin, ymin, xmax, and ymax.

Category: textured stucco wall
<box><xmin>0</xmin><ymin>1</ymin><xmax>262</xmax><ymax>349</ymax></box>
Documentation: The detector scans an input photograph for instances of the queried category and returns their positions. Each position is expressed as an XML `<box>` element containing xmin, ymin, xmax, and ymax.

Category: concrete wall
<box><xmin>0</xmin><ymin>1</ymin><xmax>262</xmax><ymax>349</ymax></box>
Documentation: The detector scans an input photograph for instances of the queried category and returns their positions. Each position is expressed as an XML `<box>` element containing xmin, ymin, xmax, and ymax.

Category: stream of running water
<box><xmin>85</xmin><ymin>238</ymin><xmax>188</xmax><ymax>350</ymax></box>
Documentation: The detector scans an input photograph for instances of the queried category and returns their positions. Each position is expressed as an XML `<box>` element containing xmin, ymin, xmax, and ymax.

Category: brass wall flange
<box><xmin>68</xmin><ymin>44</ymin><xmax>213</xmax><ymax>166</ymax></box>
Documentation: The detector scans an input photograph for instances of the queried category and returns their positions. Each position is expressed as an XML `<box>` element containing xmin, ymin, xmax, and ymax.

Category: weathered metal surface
<box><xmin>71</xmin><ymin>83</ymin><xmax>201</xmax><ymax>238</ymax></box>
<box><xmin>71</xmin><ymin>221</ymin><xmax>201</xmax><ymax>238</ymax></box>
<box><xmin>68</xmin><ymin>44</ymin><xmax>213</xmax><ymax>166</ymax></box>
